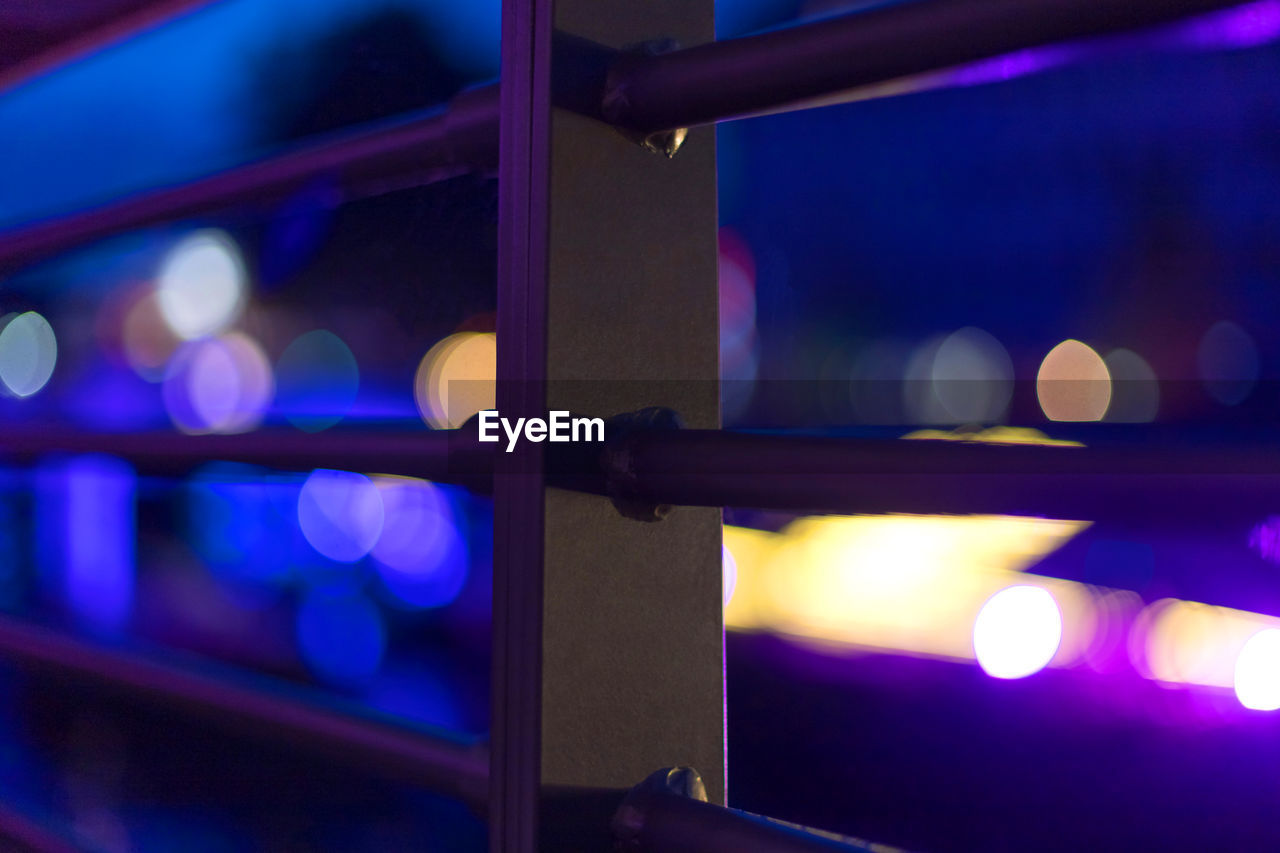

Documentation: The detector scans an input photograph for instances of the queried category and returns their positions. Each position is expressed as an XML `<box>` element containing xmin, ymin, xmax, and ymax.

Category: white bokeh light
<box><xmin>722</xmin><ymin>544</ymin><xmax>738</xmax><ymax>607</ymax></box>
<box><xmin>156</xmin><ymin>230</ymin><xmax>246</xmax><ymax>340</ymax></box>
<box><xmin>162</xmin><ymin>333</ymin><xmax>274</xmax><ymax>434</ymax></box>
<box><xmin>973</xmin><ymin>585</ymin><xmax>1062</xmax><ymax>679</ymax></box>
<box><xmin>930</xmin><ymin>326</ymin><xmax>1014</xmax><ymax>423</ymax></box>
<box><xmin>0</xmin><ymin>311</ymin><xmax>57</xmax><ymax>397</ymax></box>
<box><xmin>1103</xmin><ymin>348</ymin><xmax>1159</xmax><ymax>423</ymax></box>
<box><xmin>1234</xmin><ymin>628</ymin><xmax>1280</xmax><ymax>711</ymax></box>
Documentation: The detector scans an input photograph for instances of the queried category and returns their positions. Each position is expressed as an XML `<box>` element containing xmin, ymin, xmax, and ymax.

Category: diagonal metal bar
<box><xmin>0</xmin><ymin>84</ymin><xmax>499</xmax><ymax>271</ymax></box>
<box><xmin>0</xmin><ymin>0</ymin><xmax>1257</xmax><ymax>270</ymax></box>
<box><xmin>0</xmin><ymin>615</ymin><xmax>489</xmax><ymax>808</ymax></box>
<box><xmin>0</xmin><ymin>0</ymin><xmax>220</xmax><ymax>95</ymax></box>
<box><xmin>603</xmin><ymin>0</ymin><xmax>1258</xmax><ymax>133</ymax></box>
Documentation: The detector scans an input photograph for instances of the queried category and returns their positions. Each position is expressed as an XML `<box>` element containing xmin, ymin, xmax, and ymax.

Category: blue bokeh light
<box><xmin>297</xmin><ymin>469</ymin><xmax>384</xmax><ymax>563</ymax></box>
<box><xmin>274</xmin><ymin>330</ymin><xmax>360</xmax><ymax>432</ymax></box>
<box><xmin>35</xmin><ymin>455</ymin><xmax>135</xmax><ymax>634</ymax></box>
<box><xmin>295</xmin><ymin>589</ymin><xmax>386</xmax><ymax>685</ymax></box>
<box><xmin>371</xmin><ymin>478</ymin><xmax>468</xmax><ymax>610</ymax></box>
<box><xmin>63</xmin><ymin>362</ymin><xmax>165</xmax><ymax>432</ymax></box>
<box><xmin>186</xmin><ymin>463</ymin><xmax>296</xmax><ymax>587</ymax></box>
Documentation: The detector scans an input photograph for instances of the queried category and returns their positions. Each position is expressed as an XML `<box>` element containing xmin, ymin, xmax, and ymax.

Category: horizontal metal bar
<box><xmin>616</xmin><ymin>430</ymin><xmax>1280</xmax><ymax>521</ymax></box>
<box><xmin>0</xmin><ymin>428</ymin><xmax>493</xmax><ymax>490</ymax></box>
<box><xmin>0</xmin><ymin>84</ymin><xmax>499</xmax><ymax>271</ymax></box>
<box><xmin>10</xmin><ymin>425</ymin><xmax>1280</xmax><ymax>521</ymax></box>
<box><xmin>0</xmin><ymin>0</ymin><xmax>220</xmax><ymax>96</ymax></box>
<box><xmin>0</xmin><ymin>615</ymin><xmax>489</xmax><ymax>808</ymax></box>
<box><xmin>605</xmin><ymin>0</ymin><xmax>1256</xmax><ymax>133</ymax></box>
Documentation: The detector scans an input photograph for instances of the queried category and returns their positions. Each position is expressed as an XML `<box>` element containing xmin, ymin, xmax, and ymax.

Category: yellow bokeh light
<box><xmin>727</xmin><ymin>515</ymin><xmax>1280</xmax><ymax>698</ymax></box>
<box><xmin>902</xmin><ymin>426</ymin><xmax>1083</xmax><ymax>447</ymax></box>
<box><xmin>725</xmin><ymin>514</ymin><xmax>1092</xmax><ymax>665</ymax></box>
<box><xmin>414</xmin><ymin>332</ymin><xmax>496</xmax><ymax>429</ymax></box>
<box><xmin>1135</xmin><ymin>598</ymin><xmax>1277</xmax><ymax>688</ymax></box>
<box><xmin>1037</xmin><ymin>339</ymin><xmax>1111</xmax><ymax>422</ymax></box>
<box><xmin>723</xmin><ymin>525</ymin><xmax>783</xmax><ymax>631</ymax></box>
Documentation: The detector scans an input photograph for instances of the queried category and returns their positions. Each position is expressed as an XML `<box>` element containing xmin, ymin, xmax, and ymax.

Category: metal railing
<box><xmin>0</xmin><ymin>0</ymin><xmax>1261</xmax><ymax>850</ymax></box>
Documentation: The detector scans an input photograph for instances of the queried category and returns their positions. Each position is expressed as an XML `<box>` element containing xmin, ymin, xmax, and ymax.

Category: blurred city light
<box><xmin>296</xmin><ymin>469</ymin><xmax>384</xmax><ymax>563</ymax></box>
<box><xmin>121</xmin><ymin>288</ymin><xmax>182</xmax><ymax>382</ymax></box>
<box><xmin>902</xmin><ymin>425</ymin><xmax>1083</xmax><ymax>447</ymax></box>
<box><xmin>1249</xmin><ymin>515</ymin><xmax>1280</xmax><ymax>563</ymax></box>
<box><xmin>1081</xmin><ymin>588</ymin><xmax>1145</xmax><ymax>674</ymax></box>
<box><xmin>1234</xmin><ymin>628</ymin><xmax>1280</xmax><ymax>711</ymax></box>
<box><xmin>275</xmin><ymin>330</ymin><xmax>360</xmax><ymax>432</ymax></box>
<box><xmin>1133</xmin><ymin>598</ymin><xmax>1276</xmax><ymax>689</ymax></box>
<box><xmin>728</xmin><ymin>514</ymin><xmax>1280</xmax><ymax>700</ymax></box>
<box><xmin>972</xmin><ymin>585</ymin><xmax>1063</xmax><ymax>679</ymax></box>
<box><xmin>370</xmin><ymin>477</ymin><xmax>468</xmax><ymax>609</ymax></box>
<box><xmin>185</xmin><ymin>463</ymin><xmax>297</xmax><ymax>587</ymax></box>
<box><xmin>927</xmin><ymin>326</ymin><xmax>1014</xmax><ymax>424</ymax></box>
<box><xmin>849</xmin><ymin>339</ymin><xmax>912</xmax><ymax>423</ymax></box>
<box><xmin>719</xmin><ymin>228</ymin><xmax>760</xmax><ymax>424</ymax></box>
<box><xmin>725</xmin><ymin>515</ymin><xmax>1091</xmax><ymax>664</ymax></box>
<box><xmin>0</xmin><ymin>311</ymin><xmax>57</xmax><ymax>397</ymax></box>
<box><xmin>1102</xmin><ymin>348</ymin><xmax>1160</xmax><ymax>422</ymax></box>
<box><xmin>295</xmin><ymin>589</ymin><xmax>386</xmax><ymax>685</ymax></box>
<box><xmin>414</xmin><ymin>332</ymin><xmax>496</xmax><ymax>429</ymax></box>
<box><xmin>1037</xmin><ymin>339</ymin><xmax>1111</xmax><ymax>421</ymax></box>
<box><xmin>1179</xmin><ymin>0</ymin><xmax>1280</xmax><ymax>51</ymax></box>
<box><xmin>722</xmin><ymin>525</ymin><xmax>781</xmax><ymax>631</ymax></box>
<box><xmin>719</xmin><ymin>228</ymin><xmax>757</xmax><ymax>366</ymax></box>
<box><xmin>155</xmin><ymin>230</ymin><xmax>246</xmax><ymax>341</ymax></box>
<box><xmin>902</xmin><ymin>335</ymin><xmax>946</xmax><ymax>423</ymax></box>
<box><xmin>162</xmin><ymin>333</ymin><xmax>274</xmax><ymax>434</ymax></box>
<box><xmin>35</xmin><ymin>456</ymin><xmax>135</xmax><ymax>635</ymax></box>
<box><xmin>1197</xmin><ymin>320</ymin><xmax>1258</xmax><ymax>406</ymax></box>
<box><xmin>722</xmin><ymin>543</ymin><xmax>738</xmax><ymax>607</ymax></box>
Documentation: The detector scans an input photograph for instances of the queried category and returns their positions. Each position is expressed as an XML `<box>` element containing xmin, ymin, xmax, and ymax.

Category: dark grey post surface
<box><xmin>493</xmin><ymin>0</ymin><xmax>723</xmax><ymax>849</ymax></box>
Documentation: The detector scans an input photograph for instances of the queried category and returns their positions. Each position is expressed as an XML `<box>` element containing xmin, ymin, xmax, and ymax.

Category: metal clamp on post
<box><xmin>599</xmin><ymin>407</ymin><xmax>683</xmax><ymax>522</ymax></box>
<box><xmin>612</xmin><ymin>766</ymin><xmax>708</xmax><ymax>851</ymax></box>
<box><xmin>602</xmin><ymin>40</ymin><xmax>690</xmax><ymax>158</ymax></box>
<box><xmin>613</xmin><ymin>766</ymin><xmax>890</xmax><ymax>853</ymax></box>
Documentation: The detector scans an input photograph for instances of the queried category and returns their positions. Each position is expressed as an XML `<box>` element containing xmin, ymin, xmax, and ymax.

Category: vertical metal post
<box><xmin>494</xmin><ymin>0</ymin><xmax>722</xmax><ymax>849</ymax></box>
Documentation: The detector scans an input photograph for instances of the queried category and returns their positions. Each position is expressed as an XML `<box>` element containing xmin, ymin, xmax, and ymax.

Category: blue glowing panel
<box><xmin>35</xmin><ymin>456</ymin><xmax>135</xmax><ymax>634</ymax></box>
